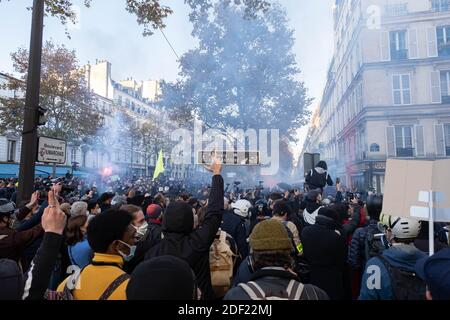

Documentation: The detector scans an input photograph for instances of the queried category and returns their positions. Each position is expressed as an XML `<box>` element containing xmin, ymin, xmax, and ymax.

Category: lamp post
<box><xmin>17</xmin><ymin>0</ymin><xmax>45</xmax><ymax>204</ymax></box>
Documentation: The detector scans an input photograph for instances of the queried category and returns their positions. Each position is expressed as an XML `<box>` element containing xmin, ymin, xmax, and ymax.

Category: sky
<box><xmin>0</xmin><ymin>0</ymin><xmax>335</xmax><ymax>163</ymax></box>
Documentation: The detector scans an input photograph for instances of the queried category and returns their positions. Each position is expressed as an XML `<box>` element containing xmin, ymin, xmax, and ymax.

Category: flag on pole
<box><xmin>152</xmin><ymin>150</ymin><xmax>165</xmax><ymax>181</ymax></box>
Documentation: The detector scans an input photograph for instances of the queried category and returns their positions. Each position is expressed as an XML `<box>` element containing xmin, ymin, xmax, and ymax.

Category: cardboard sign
<box><xmin>382</xmin><ymin>159</ymin><xmax>450</xmax><ymax>222</ymax></box>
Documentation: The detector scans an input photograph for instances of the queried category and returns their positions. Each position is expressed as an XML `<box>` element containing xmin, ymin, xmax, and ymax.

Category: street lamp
<box><xmin>17</xmin><ymin>0</ymin><xmax>45</xmax><ymax>204</ymax></box>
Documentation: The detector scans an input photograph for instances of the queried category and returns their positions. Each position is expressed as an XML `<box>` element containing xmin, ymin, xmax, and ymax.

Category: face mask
<box><xmin>133</xmin><ymin>221</ymin><xmax>148</xmax><ymax>238</ymax></box>
<box><xmin>96</xmin><ymin>208</ymin><xmax>101</xmax><ymax>215</ymax></box>
<box><xmin>117</xmin><ymin>240</ymin><xmax>136</xmax><ymax>262</ymax></box>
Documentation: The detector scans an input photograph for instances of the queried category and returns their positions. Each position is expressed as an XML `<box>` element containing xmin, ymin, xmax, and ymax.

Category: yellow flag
<box><xmin>152</xmin><ymin>150</ymin><xmax>165</xmax><ymax>181</ymax></box>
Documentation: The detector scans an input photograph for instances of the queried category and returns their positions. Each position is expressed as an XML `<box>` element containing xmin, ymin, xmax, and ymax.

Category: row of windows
<box><xmin>392</xmin><ymin>70</ymin><xmax>450</xmax><ymax>106</ymax></box>
<box><xmin>323</xmin><ymin>123</ymin><xmax>450</xmax><ymax>163</ymax></box>
<box><xmin>117</xmin><ymin>95</ymin><xmax>150</xmax><ymax>115</ymax></box>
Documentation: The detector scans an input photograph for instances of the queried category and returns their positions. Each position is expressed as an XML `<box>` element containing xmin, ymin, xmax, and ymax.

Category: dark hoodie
<box><xmin>301</xmin><ymin>209</ymin><xmax>348</xmax><ymax>300</ymax></box>
<box><xmin>127</xmin><ymin>255</ymin><xmax>196</xmax><ymax>300</ymax></box>
<box><xmin>305</xmin><ymin>161</ymin><xmax>333</xmax><ymax>191</ymax></box>
<box><xmin>0</xmin><ymin>259</ymin><xmax>23</xmax><ymax>300</ymax></box>
<box><xmin>144</xmin><ymin>175</ymin><xmax>224</xmax><ymax>300</ymax></box>
<box><xmin>359</xmin><ymin>244</ymin><xmax>426</xmax><ymax>300</ymax></box>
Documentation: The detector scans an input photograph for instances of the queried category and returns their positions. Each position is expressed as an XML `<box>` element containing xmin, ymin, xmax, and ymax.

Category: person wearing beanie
<box><xmin>359</xmin><ymin>214</ymin><xmax>426</xmax><ymax>300</ymax></box>
<box><xmin>224</xmin><ymin>220</ymin><xmax>328</xmax><ymax>300</ymax></box>
<box><xmin>305</xmin><ymin>160</ymin><xmax>333</xmax><ymax>192</ymax></box>
<box><xmin>301</xmin><ymin>207</ymin><xmax>349</xmax><ymax>300</ymax></box>
<box><xmin>415</xmin><ymin>248</ymin><xmax>450</xmax><ymax>300</ymax></box>
<box><xmin>145</xmin><ymin>204</ymin><xmax>163</xmax><ymax>243</ymax></box>
<box><xmin>126</xmin><ymin>256</ymin><xmax>197</xmax><ymax>300</ymax></box>
<box><xmin>0</xmin><ymin>198</ymin><xmax>44</xmax><ymax>263</ymax></box>
<box><xmin>144</xmin><ymin>157</ymin><xmax>224</xmax><ymax>300</ymax></box>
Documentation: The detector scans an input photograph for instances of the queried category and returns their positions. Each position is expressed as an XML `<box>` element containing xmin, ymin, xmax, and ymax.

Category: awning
<box><xmin>0</xmin><ymin>163</ymin><xmax>89</xmax><ymax>178</ymax></box>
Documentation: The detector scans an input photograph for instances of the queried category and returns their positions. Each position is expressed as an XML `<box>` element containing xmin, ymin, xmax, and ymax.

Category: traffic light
<box><xmin>37</xmin><ymin>106</ymin><xmax>47</xmax><ymax>126</ymax></box>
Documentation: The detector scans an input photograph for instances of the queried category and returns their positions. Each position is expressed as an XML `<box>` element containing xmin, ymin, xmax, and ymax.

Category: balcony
<box><xmin>432</xmin><ymin>0</ymin><xmax>450</xmax><ymax>12</ymax></box>
<box><xmin>442</xmin><ymin>95</ymin><xmax>450</xmax><ymax>103</ymax></box>
<box><xmin>391</xmin><ymin>49</ymin><xmax>408</xmax><ymax>60</ymax></box>
<box><xmin>438</xmin><ymin>43</ymin><xmax>450</xmax><ymax>57</ymax></box>
<box><xmin>396</xmin><ymin>147</ymin><xmax>414</xmax><ymax>157</ymax></box>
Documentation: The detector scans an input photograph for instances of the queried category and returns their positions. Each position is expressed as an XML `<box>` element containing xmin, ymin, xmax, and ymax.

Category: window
<box><xmin>437</xmin><ymin>26</ymin><xmax>450</xmax><ymax>56</ymax></box>
<box><xmin>432</xmin><ymin>0</ymin><xmax>450</xmax><ymax>12</ymax></box>
<box><xmin>385</xmin><ymin>3</ymin><xmax>408</xmax><ymax>16</ymax></box>
<box><xmin>7</xmin><ymin>140</ymin><xmax>16</xmax><ymax>162</ymax></box>
<box><xmin>445</xmin><ymin>124</ymin><xmax>450</xmax><ymax>156</ymax></box>
<box><xmin>440</xmin><ymin>71</ymin><xmax>450</xmax><ymax>103</ymax></box>
<box><xmin>390</xmin><ymin>30</ymin><xmax>408</xmax><ymax>60</ymax></box>
<box><xmin>393</xmin><ymin>74</ymin><xmax>411</xmax><ymax>105</ymax></box>
<box><xmin>370</xmin><ymin>143</ymin><xmax>380</xmax><ymax>152</ymax></box>
<box><xmin>71</xmin><ymin>148</ymin><xmax>77</xmax><ymax>163</ymax></box>
<box><xmin>395</xmin><ymin>126</ymin><xmax>414</xmax><ymax>157</ymax></box>
<box><xmin>118</xmin><ymin>95</ymin><xmax>123</xmax><ymax>106</ymax></box>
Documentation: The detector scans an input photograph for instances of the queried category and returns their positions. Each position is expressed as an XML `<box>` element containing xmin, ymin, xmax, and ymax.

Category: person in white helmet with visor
<box><xmin>359</xmin><ymin>214</ymin><xmax>427</xmax><ymax>300</ymax></box>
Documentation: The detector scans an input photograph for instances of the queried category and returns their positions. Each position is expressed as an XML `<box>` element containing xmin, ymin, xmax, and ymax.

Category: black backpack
<box><xmin>364</xmin><ymin>225</ymin><xmax>388</xmax><ymax>262</ymax></box>
<box><xmin>377</xmin><ymin>255</ymin><xmax>426</xmax><ymax>300</ymax></box>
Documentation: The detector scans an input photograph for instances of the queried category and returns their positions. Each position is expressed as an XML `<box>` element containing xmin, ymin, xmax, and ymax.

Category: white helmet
<box><xmin>379</xmin><ymin>214</ymin><xmax>422</xmax><ymax>240</ymax></box>
<box><xmin>231</xmin><ymin>199</ymin><xmax>252</xmax><ymax>218</ymax></box>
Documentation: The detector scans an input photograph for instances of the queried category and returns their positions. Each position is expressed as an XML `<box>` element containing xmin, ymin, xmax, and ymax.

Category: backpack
<box><xmin>238</xmin><ymin>279</ymin><xmax>304</xmax><ymax>300</ymax></box>
<box><xmin>210</xmin><ymin>230</ymin><xmax>238</xmax><ymax>298</ymax></box>
<box><xmin>281</xmin><ymin>221</ymin><xmax>300</xmax><ymax>255</ymax></box>
<box><xmin>45</xmin><ymin>272</ymin><xmax>130</xmax><ymax>300</ymax></box>
<box><xmin>364</xmin><ymin>226</ymin><xmax>388</xmax><ymax>262</ymax></box>
<box><xmin>377</xmin><ymin>255</ymin><xmax>426</xmax><ymax>300</ymax></box>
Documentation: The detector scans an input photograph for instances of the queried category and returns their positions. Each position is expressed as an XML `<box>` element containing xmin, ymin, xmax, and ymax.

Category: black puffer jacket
<box><xmin>144</xmin><ymin>175</ymin><xmax>224</xmax><ymax>300</ymax></box>
<box><xmin>348</xmin><ymin>219</ymin><xmax>379</xmax><ymax>270</ymax></box>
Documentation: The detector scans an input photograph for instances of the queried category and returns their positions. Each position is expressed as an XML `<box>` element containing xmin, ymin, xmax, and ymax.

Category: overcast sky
<box><xmin>0</xmin><ymin>0</ymin><xmax>335</xmax><ymax>161</ymax></box>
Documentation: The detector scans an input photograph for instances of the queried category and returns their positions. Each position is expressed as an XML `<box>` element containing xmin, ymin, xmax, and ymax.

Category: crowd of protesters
<box><xmin>0</xmin><ymin>158</ymin><xmax>449</xmax><ymax>300</ymax></box>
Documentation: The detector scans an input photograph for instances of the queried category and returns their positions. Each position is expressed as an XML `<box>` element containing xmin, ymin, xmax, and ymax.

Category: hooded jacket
<box><xmin>224</xmin><ymin>267</ymin><xmax>329</xmax><ymax>300</ymax></box>
<box><xmin>359</xmin><ymin>244</ymin><xmax>427</xmax><ymax>300</ymax></box>
<box><xmin>144</xmin><ymin>175</ymin><xmax>224</xmax><ymax>300</ymax></box>
<box><xmin>0</xmin><ymin>259</ymin><xmax>23</xmax><ymax>300</ymax></box>
<box><xmin>302</xmin><ymin>202</ymin><xmax>322</xmax><ymax>228</ymax></box>
<box><xmin>305</xmin><ymin>161</ymin><xmax>333</xmax><ymax>191</ymax></box>
<box><xmin>301</xmin><ymin>214</ymin><xmax>349</xmax><ymax>300</ymax></box>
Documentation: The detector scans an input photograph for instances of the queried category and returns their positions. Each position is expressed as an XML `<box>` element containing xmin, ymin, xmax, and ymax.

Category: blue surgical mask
<box><xmin>117</xmin><ymin>240</ymin><xmax>136</xmax><ymax>262</ymax></box>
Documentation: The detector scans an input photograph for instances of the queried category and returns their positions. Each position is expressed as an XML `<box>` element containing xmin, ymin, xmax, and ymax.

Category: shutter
<box><xmin>408</xmin><ymin>29</ymin><xmax>419</xmax><ymax>59</ymax></box>
<box><xmin>427</xmin><ymin>27</ymin><xmax>438</xmax><ymax>57</ymax></box>
<box><xmin>415</xmin><ymin>125</ymin><xmax>425</xmax><ymax>157</ymax></box>
<box><xmin>380</xmin><ymin>31</ymin><xmax>391</xmax><ymax>61</ymax></box>
<box><xmin>435</xmin><ymin>124</ymin><xmax>446</xmax><ymax>156</ymax></box>
<box><xmin>386</xmin><ymin>126</ymin><xmax>396</xmax><ymax>157</ymax></box>
<box><xmin>431</xmin><ymin>71</ymin><xmax>442</xmax><ymax>104</ymax></box>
